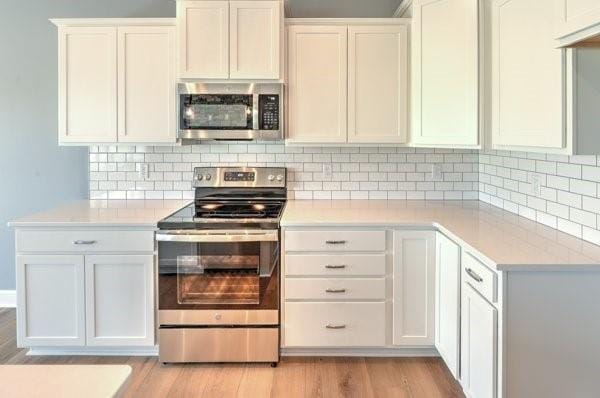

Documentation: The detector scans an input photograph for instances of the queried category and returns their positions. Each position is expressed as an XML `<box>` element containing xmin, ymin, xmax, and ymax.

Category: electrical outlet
<box><xmin>531</xmin><ymin>173</ymin><xmax>541</xmax><ymax>197</ymax></box>
<box><xmin>323</xmin><ymin>163</ymin><xmax>333</xmax><ymax>180</ymax></box>
<box><xmin>430</xmin><ymin>164</ymin><xmax>443</xmax><ymax>181</ymax></box>
<box><xmin>138</xmin><ymin>163</ymin><xmax>149</xmax><ymax>180</ymax></box>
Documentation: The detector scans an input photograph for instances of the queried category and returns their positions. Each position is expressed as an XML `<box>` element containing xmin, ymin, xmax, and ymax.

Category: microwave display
<box><xmin>180</xmin><ymin>94</ymin><xmax>253</xmax><ymax>130</ymax></box>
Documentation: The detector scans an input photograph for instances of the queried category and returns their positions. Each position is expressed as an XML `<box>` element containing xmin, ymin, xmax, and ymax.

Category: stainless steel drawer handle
<box><xmin>325</xmin><ymin>240</ymin><xmax>347</xmax><ymax>245</ymax></box>
<box><xmin>325</xmin><ymin>324</ymin><xmax>346</xmax><ymax>329</ymax></box>
<box><xmin>465</xmin><ymin>268</ymin><xmax>484</xmax><ymax>283</ymax></box>
<box><xmin>325</xmin><ymin>264</ymin><xmax>346</xmax><ymax>269</ymax></box>
<box><xmin>73</xmin><ymin>240</ymin><xmax>97</xmax><ymax>245</ymax></box>
<box><xmin>325</xmin><ymin>288</ymin><xmax>346</xmax><ymax>293</ymax></box>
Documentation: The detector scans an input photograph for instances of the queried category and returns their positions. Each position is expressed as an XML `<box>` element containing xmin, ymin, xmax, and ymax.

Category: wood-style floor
<box><xmin>0</xmin><ymin>308</ymin><xmax>464</xmax><ymax>397</ymax></box>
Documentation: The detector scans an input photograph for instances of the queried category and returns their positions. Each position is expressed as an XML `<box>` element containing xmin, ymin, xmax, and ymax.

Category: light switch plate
<box><xmin>430</xmin><ymin>164</ymin><xmax>443</xmax><ymax>181</ymax></box>
<box><xmin>323</xmin><ymin>163</ymin><xmax>333</xmax><ymax>180</ymax></box>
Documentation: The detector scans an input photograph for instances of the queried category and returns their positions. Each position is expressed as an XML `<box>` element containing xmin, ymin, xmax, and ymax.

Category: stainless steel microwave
<box><xmin>178</xmin><ymin>83</ymin><xmax>283</xmax><ymax>141</ymax></box>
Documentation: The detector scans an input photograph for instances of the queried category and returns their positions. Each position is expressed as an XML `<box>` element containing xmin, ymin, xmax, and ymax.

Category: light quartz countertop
<box><xmin>0</xmin><ymin>365</ymin><xmax>131</xmax><ymax>398</ymax></box>
<box><xmin>281</xmin><ymin>200</ymin><xmax>600</xmax><ymax>271</ymax></box>
<box><xmin>8</xmin><ymin>200</ymin><xmax>188</xmax><ymax>228</ymax></box>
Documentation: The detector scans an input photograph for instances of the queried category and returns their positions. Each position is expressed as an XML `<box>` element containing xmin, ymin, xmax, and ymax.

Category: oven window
<box><xmin>159</xmin><ymin>240</ymin><xmax>278</xmax><ymax>306</ymax></box>
<box><xmin>180</xmin><ymin>94</ymin><xmax>253</xmax><ymax>130</ymax></box>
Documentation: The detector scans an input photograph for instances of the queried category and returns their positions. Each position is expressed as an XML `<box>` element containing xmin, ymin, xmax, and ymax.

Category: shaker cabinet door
<box><xmin>58</xmin><ymin>26</ymin><xmax>117</xmax><ymax>143</ymax></box>
<box><xmin>16</xmin><ymin>255</ymin><xmax>86</xmax><ymax>347</ymax></box>
<box><xmin>117</xmin><ymin>26</ymin><xmax>176</xmax><ymax>143</ymax></box>
<box><xmin>85</xmin><ymin>255</ymin><xmax>154</xmax><ymax>346</ymax></box>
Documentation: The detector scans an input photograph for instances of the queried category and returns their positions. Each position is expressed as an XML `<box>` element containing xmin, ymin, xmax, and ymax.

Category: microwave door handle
<box><xmin>252</xmin><ymin>94</ymin><xmax>259</xmax><ymax>130</ymax></box>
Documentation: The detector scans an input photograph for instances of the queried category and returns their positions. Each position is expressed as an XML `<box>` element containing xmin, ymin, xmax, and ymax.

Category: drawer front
<box><xmin>285</xmin><ymin>254</ymin><xmax>386</xmax><ymax>276</ymax></box>
<box><xmin>284</xmin><ymin>302</ymin><xmax>385</xmax><ymax>347</ymax></box>
<box><xmin>462</xmin><ymin>252</ymin><xmax>497</xmax><ymax>303</ymax></box>
<box><xmin>285</xmin><ymin>278</ymin><xmax>386</xmax><ymax>300</ymax></box>
<box><xmin>16</xmin><ymin>230</ymin><xmax>154</xmax><ymax>253</ymax></box>
<box><xmin>284</xmin><ymin>230</ymin><xmax>386</xmax><ymax>252</ymax></box>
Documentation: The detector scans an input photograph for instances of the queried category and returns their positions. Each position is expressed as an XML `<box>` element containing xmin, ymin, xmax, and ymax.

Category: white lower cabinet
<box><xmin>435</xmin><ymin>233</ymin><xmax>461</xmax><ymax>379</ymax></box>
<box><xmin>393</xmin><ymin>230</ymin><xmax>436</xmax><ymax>346</ymax></box>
<box><xmin>85</xmin><ymin>255</ymin><xmax>154</xmax><ymax>346</ymax></box>
<box><xmin>16</xmin><ymin>255</ymin><xmax>86</xmax><ymax>347</ymax></box>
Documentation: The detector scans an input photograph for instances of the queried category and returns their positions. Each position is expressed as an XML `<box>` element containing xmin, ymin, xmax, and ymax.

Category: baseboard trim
<box><xmin>0</xmin><ymin>290</ymin><xmax>16</xmax><ymax>308</ymax></box>
<box><xmin>281</xmin><ymin>347</ymin><xmax>439</xmax><ymax>357</ymax></box>
<box><xmin>27</xmin><ymin>346</ymin><xmax>158</xmax><ymax>357</ymax></box>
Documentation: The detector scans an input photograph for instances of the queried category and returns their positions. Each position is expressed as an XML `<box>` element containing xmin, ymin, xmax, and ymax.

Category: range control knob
<box><xmin>267</xmin><ymin>174</ymin><xmax>275</xmax><ymax>181</ymax></box>
<box><xmin>195</xmin><ymin>174</ymin><xmax>203</xmax><ymax>181</ymax></box>
<box><xmin>205</xmin><ymin>174</ymin><xmax>212</xmax><ymax>181</ymax></box>
<box><xmin>276</xmin><ymin>175</ymin><xmax>284</xmax><ymax>182</ymax></box>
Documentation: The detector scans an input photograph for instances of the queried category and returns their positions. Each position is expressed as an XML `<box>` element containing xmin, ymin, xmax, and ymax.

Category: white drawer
<box><xmin>285</xmin><ymin>278</ymin><xmax>386</xmax><ymax>300</ymax></box>
<box><xmin>284</xmin><ymin>302</ymin><xmax>385</xmax><ymax>347</ymax></box>
<box><xmin>285</xmin><ymin>254</ymin><xmax>386</xmax><ymax>277</ymax></box>
<box><xmin>462</xmin><ymin>252</ymin><xmax>497</xmax><ymax>303</ymax></box>
<box><xmin>284</xmin><ymin>230</ymin><xmax>385</xmax><ymax>252</ymax></box>
<box><xmin>16</xmin><ymin>229</ymin><xmax>154</xmax><ymax>253</ymax></box>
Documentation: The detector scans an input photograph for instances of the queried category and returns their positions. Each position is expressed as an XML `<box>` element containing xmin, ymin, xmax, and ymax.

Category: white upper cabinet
<box><xmin>177</xmin><ymin>0</ymin><xmax>281</xmax><ymax>80</ymax></box>
<box><xmin>58</xmin><ymin>26</ymin><xmax>117</xmax><ymax>143</ymax></box>
<box><xmin>287</xmin><ymin>25</ymin><xmax>347</xmax><ymax>143</ymax></box>
<box><xmin>348</xmin><ymin>25</ymin><xmax>409</xmax><ymax>144</ymax></box>
<box><xmin>411</xmin><ymin>0</ymin><xmax>480</xmax><ymax>147</ymax></box>
<box><xmin>177</xmin><ymin>1</ymin><xmax>229</xmax><ymax>79</ymax></box>
<box><xmin>555</xmin><ymin>0</ymin><xmax>600</xmax><ymax>46</ymax></box>
<box><xmin>491</xmin><ymin>0</ymin><xmax>566</xmax><ymax>150</ymax></box>
<box><xmin>117</xmin><ymin>26</ymin><xmax>176</xmax><ymax>143</ymax></box>
<box><xmin>230</xmin><ymin>1</ymin><xmax>281</xmax><ymax>79</ymax></box>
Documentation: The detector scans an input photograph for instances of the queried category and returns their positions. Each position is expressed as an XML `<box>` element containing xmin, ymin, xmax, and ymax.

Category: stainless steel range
<box><xmin>156</xmin><ymin>167</ymin><xmax>286</xmax><ymax>365</ymax></box>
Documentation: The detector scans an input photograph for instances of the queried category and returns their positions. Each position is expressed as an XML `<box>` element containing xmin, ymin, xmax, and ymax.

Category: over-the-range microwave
<box><xmin>178</xmin><ymin>83</ymin><xmax>283</xmax><ymax>142</ymax></box>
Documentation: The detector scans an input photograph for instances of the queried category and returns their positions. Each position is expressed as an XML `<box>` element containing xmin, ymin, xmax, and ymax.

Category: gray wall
<box><xmin>0</xmin><ymin>1</ymin><xmax>175</xmax><ymax>290</ymax></box>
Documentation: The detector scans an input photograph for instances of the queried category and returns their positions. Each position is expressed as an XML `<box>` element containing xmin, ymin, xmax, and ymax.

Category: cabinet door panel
<box><xmin>348</xmin><ymin>25</ymin><xmax>409</xmax><ymax>144</ymax></box>
<box><xmin>230</xmin><ymin>1</ymin><xmax>281</xmax><ymax>79</ymax></box>
<box><xmin>16</xmin><ymin>255</ymin><xmax>85</xmax><ymax>347</ymax></box>
<box><xmin>58</xmin><ymin>27</ymin><xmax>117</xmax><ymax>143</ymax></box>
<box><xmin>412</xmin><ymin>0</ymin><xmax>479</xmax><ymax>146</ymax></box>
<box><xmin>435</xmin><ymin>233</ymin><xmax>461</xmax><ymax>379</ymax></box>
<box><xmin>85</xmin><ymin>255</ymin><xmax>154</xmax><ymax>346</ymax></box>
<box><xmin>492</xmin><ymin>0</ymin><xmax>565</xmax><ymax>149</ymax></box>
<box><xmin>177</xmin><ymin>1</ymin><xmax>229</xmax><ymax>79</ymax></box>
<box><xmin>393</xmin><ymin>231</ymin><xmax>436</xmax><ymax>346</ymax></box>
<box><xmin>287</xmin><ymin>25</ymin><xmax>347</xmax><ymax>143</ymax></box>
<box><xmin>117</xmin><ymin>26</ymin><xmax>176</xmax><ymax>143</ymax></box>
<box><xmin>461</xmin><ymin>283</ymin><xmax>498</xmax><ymax>398</ymax></box>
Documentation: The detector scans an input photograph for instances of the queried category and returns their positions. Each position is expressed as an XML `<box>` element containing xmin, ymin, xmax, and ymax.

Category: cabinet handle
<box><xmin>465</xmin><ymin>268</ymin><xmax>484</xmax><ymax>283</ymax></box>
<box><xmin>325</xmin><ymin>288</ymin><xmax>346</xmax><ymax>293</ymax></box>
<box><xmin>325</xmin><ymin>240</ymin><xmax>347</xmax><ymax>245</ymax></box>
<box><xmin>73</xmin><ymin>240</ymin><xmax>97</xmax><ymax>245</ymax></box>
<box><xmin>325</xmin><ymin>264</ymin><xmax>346</xmax><ymax>269</ymax></box>
<box><xmin>326</xmin><ymin>324</ymin><xmax>346</xmax><ymax>329</ymax></box>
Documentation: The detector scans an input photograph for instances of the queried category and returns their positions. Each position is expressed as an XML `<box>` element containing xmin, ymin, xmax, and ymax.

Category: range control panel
<box><xmin>194</xmin><ymin>167</ymin><xmax>286</xmax><ymax>188</ymax></box>
<box><xmin>259</xmin><ymin>94</ymin><xmax>280</xmax><ymax>130</ymax></box>
<box><xmin>224</xmin><ymin>171</ymin><xmax>255</xmax><ymax>182</ymax></box>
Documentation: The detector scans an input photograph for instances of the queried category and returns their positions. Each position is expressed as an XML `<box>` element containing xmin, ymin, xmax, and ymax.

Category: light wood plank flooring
<box><xmin>0</xmin><ymin>308</ymin><xmax>464</xmax><ymax>397</ymax></box>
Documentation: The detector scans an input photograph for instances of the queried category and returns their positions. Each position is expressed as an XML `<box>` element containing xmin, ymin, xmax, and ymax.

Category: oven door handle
<box><xmin>156</xmin><ymin>229</ymin><xmax>279</xmax><ymax>243</ymax></box>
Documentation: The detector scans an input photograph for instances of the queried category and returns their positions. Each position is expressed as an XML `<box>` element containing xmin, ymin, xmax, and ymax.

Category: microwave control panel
<box><xmin>259</xmin><ymin>95</ymin><xmax>280</xmax><ymax>131</ymax></box>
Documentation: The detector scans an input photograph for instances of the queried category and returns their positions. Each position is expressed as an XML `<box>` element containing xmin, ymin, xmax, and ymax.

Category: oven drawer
<box><xmin>462</xmin><ymin>252</ymin><xmax>497</xmax><ymax>303</ymax></box>
<box><xmin>284</xmin><ymin>302</ymin><xmax>385</xmax><ymax>347</ymax></box>
<box><xmin>284</xmin><ymin>230</ymin><xmax>386</xmax><ymax>252</ymax></box>
<box><xmin>159</xmin><ymin>327</ymin><xmax>279</xmax><ymax>363</ymax></box>
<box><xmin>285</xmin><ymin>254</ymin><xmax>386</xmax><ymax>276</ymax></box>
<box><xmin>16</xmin><ymin>229</ymin><xmax>154</xmax><ymax>253</ymax></box>
<box><xmin>285</xmin><ymin>278</ymin><xmax>386</xmax><ymax>301</ymax></box>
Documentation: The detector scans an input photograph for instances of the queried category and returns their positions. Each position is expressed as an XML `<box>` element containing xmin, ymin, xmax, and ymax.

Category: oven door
<box><xmin>157</xmin><ymin>229</ymin><xmax>279</xmax><ymax>313</ymax></box>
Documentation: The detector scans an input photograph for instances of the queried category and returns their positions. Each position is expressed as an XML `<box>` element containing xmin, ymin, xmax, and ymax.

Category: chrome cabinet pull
<box><xmin>326</xmin><ymin>324</ymin><xmax>346</xmax><ymax>329</ymax></box>
<box><xmin>325</xmin><ymin>264</ymin><xmax>346</xmax><ymax>269</ymax></box>
<box><xmin>465</xmin><ymin>268</ymin><xmax>484</xmax><ymax>283</ymax></box>
<box><xmin>325</xmin><ymin>288</ymin><xmax>346</xmax><ymax>293</ymax></box>
<box><xmin>73</xmin><ymin>240</ymin><xmax>97</xmax><ymax>245</ymax></box>
<box><xmin>325</xmin><ymin>240</ymin><xmax>347</xmax><ymax>245</ymax></box>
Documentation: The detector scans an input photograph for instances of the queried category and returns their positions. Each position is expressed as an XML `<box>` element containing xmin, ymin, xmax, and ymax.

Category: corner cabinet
<box><xmin>52</xmin><ymin>19</ymin><xmax>177</xmax><ymax>145</ymax></box>
<box><xmin>555</xmin><ymin>0</ymin><xmax>600</xmax><ymax>47</ymax></box>
<box><xmin>411</xmin><ymin>0</ymin><xmax>480</xmax><ymax>147</ymax></box>
<box><xmin>392</xmin><ymin>231</ymin><xmax>436</xmax><ymax>346</ymax></box>
<box><xmin>286</xmin><ymin>20</ymin><xmax>410</xmax><ymax>145</ymax></box>
<box><xmin>177</xmin><ymin>0</ymin><xmax>282</xmax><ymax>80</ymax></box>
